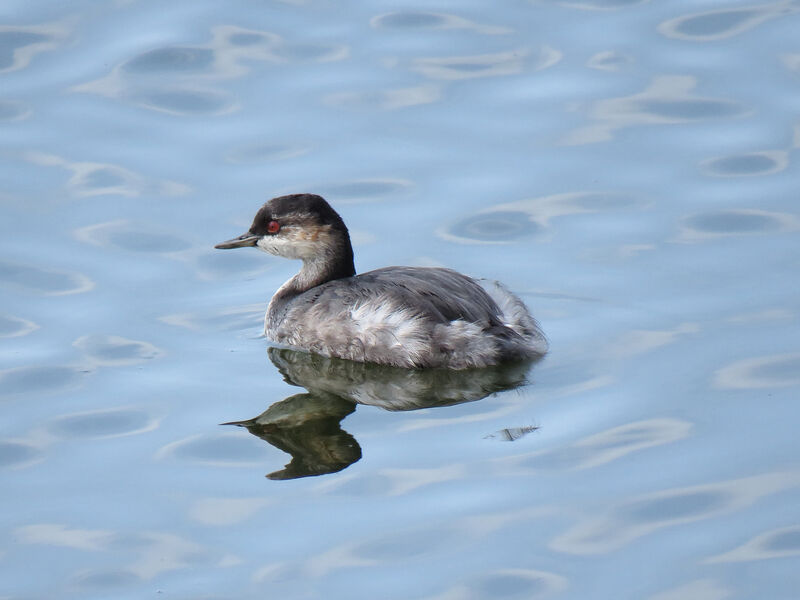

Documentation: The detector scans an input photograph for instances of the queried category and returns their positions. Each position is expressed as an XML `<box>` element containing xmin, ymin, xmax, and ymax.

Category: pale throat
<box><xmin>294</xmin><ymin>255</ymin><xmax>331</xmax><ymax>291</ymax></box>
<box><xmin>274</xmin><ymin>254</ymin><xmax>332</xmax><ymax>299</ymax></box>
<box><xmin>266</xmin><ymin>254</ymin><xmax>330</xmax><ymax>335</ymax></box>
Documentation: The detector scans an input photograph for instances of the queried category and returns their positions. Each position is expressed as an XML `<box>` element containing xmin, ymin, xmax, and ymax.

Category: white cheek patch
<box><xmin>256</xmin><ymin>236</ymin><xmax>280</xmax><ymax>255</ymax></box>
<box><xmin>256</xmin><ymin>232</ymin><xmax>317</xmax><ymax>260</ymax></box>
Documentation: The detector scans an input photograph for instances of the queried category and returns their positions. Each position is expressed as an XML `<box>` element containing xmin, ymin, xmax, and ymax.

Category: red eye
<box><xmin>267</xmin><ymin>220</ymin><xmax>280</xmax><ymax>234</ymax></box>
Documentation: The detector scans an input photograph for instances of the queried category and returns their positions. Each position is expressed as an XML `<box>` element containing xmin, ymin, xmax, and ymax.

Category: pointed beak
<box><xmin>215</xmin><ymin>232</ymin><xmax>260</xmax><ymax>249</ymax></box>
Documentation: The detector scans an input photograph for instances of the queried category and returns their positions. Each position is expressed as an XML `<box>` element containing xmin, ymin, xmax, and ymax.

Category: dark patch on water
<box><xmin>50</xmin><ymin>409</ymin><xmax>152</xmax><ymax>438</ymax></box>
<box><xmin>124</xmin><ymin>47</ymin><xmax>214</xmax><ymax>73</ymax></box>
<box><xmin>0</xmin><ymin>366</ymin><xmax>79</xmax><ymax>395</ymax></box>
<box><xmin>0</xmin><ymin>260</ymin><xmax>88</xmax><ymax>294</ymax></box>
<box><xmin>0</xmin><ymin>31</ymin><xmax>48</xmax><ymax>70</ymax></box>
<box><xmin>670</xmin><ymin>10</ymin><xmax>758</xmax><ymax>38</ymax></box>
<box><xmin>750</xmin><ymin>355</ymin><xmax>800</xmax><ymax>384</ymax></box>
<box><xmin>706</xmin><ymin>153</ymin><xmax>780</xmax><ymax>175</ymax></box>
<box><xmin>132</xmin><ymin>89</ymin><xmax>231</xmax><ymax>115</ymax></box>
<box><xmin>564</xmin><ymin>0</ymin><xmax>645</xmax><ymax>7</ymax></box>
<box><xmin>109</xmin><ymin>229</ymin><xmax>191</xmax><ymax>252</ymax></box>
<box><xmin>621</xmin><ymin>491</ymin><xmax>727</xmax><ymax>522</ymax></box>
<box><xmin>0</xmin><ymin>442</ymin><xmax>41</xmax><ymax>468</ymax></box>
<box><xmin>374</xmin><ymin>12</ymin><xmax>447</xmax><ymax>29</ymax></box>
<box><xmin>475</xmin><ymin>573</ymin><xmax>547</xmax><ymax>598</ymax></box>
<box><xmin>0</xmin><ymin>315</ymin><xmax>34</xmax><ymax>337</ymax></box>
<box><xmin>567</xmin><ymin>193</ymin><xmax>638</xmax><ymax>211</ymax></box>
<box><xmin>447</xmin><ymin>63</ymin><xmax>492</xmax><ymax>73</ymax></box>
<box><xmin>73</xmin><ymin>569</ymin><xmax>139</xmax><ymax>588</ymax></box>
<box><xmin>0</xmin><ymin>100</ymin><xmax>27</xmax><ymax>120</ymax></box>
<box><xmin>81</xmin><ymin>168</ymin><xmax>127</xmax><ymax>189</ymax></box>
<box><xmin>764</xmin><ymin>528</ymin><xmax>800</xmax><ymax>552</ymax></box>
<box><xmin>685</xmin><ymin>211</ymin><xmax>780</xmax><ymax>234</ymax></box>
<box><xmin>162</xmin><ymin>306</ymin><xmax>261</xmax><ymax>332</ymax></box>
<box><xmin>450</xmin><ymin>211</ymin><xmax>539</xmax><ymax>241</ymax></box>
<box><xmin>75</xmin><ymin>334</ymin><xmax>160</xmax><ymax>363</ymax></box>
<box><xmin>226</xmin><ymin>143</ymin><xmax>308</xmax><ymax>163</ymax></box>
<box><xmin>589</xmin><ymin>427</ymin><xmax>652</xmax><ymax>450</ymax></box>
<box><xmin>168</xmin><ymin>435</ymin><xmax>269</xmax><ymax>464</ymax></box>
<box><xmin>318</xmin><ymin>180</ymin><xmax>408</xmax><ymax>199</ymax></box>
<box><xmin>271</xmin><ymin>43</ymin><xmax>339</xmax><ymax>61</ymax></box>
<box><xmin>228</xmin><ymin>33</ymin><xmax>267</xmax><ymax>46</ymax></box>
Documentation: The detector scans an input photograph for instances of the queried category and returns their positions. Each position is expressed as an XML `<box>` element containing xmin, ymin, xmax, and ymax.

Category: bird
<box><xmin>215</xmin><ymin>193</ymin><xmax>547</xmax><ymax>369</ymax></box>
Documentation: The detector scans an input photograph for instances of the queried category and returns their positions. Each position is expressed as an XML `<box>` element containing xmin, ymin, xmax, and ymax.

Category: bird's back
<box><xmin>267</xmin><ymin>266</ymin><xmax>546</xmax><ymax>369</ymax></box>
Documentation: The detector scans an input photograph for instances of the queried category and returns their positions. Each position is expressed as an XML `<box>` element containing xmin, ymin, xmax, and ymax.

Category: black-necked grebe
<box><xmin>215</xmin><ymin>194</ymin><xmax>547</xmax><ymax>369</ymax></box>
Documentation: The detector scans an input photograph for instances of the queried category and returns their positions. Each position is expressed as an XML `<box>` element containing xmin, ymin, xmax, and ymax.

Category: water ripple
<box><xmin>0</xmin><ymin>314</ymin><xmax>39</xmax><ymax>338</ymax></box>
<box><xmin>73</xmin><ymin>334</ymin><xmax>163</xmax><ymax>366</ymax></box>
<box><xmin>159</xmin><ymin>304</ymin><xmax>262</xmax><ymax>332</ymax></box>
<box><xmin>713</xmin><ymin>352</ymin><xmax>800</xmax><ymax>389</ymax></box>
<box><xmin>468</xmin><ymin>568</ymin><xmax>567</xmax><ymax>599</ymax></box>
<box><xmin>411</xmin><ymin>47</ymin><xmax>560</xmax><ymax>81</ymax></box>
<box><xmin>0</xmin><ymin>23</ymin><xmax>65</xmax><ymax>73</ymax></box>
<box><xmin>0</xmin><ymin>99</ymin><xmax>31</xmax><ymax>121</ymax></box>
<box><xmin>303</xmin><ymin>523</ymin><xmax>459</xmax><ymax>577</ymax></box>
<box><xmin>225</xmin><ymin>142</ymin><xmax>311</xmax><ymax>164</ymax></box>
<box><xmin>310</xmin><ymin>179</ymin><xmax>412</xmax><ymax>202</ymax></box>
<box><xmin>126</xmin><ymin>88</ymin><xmax>236</xmax><ymax>116</ymax></box>
<box><xmin>325</xmin><ymin>84</ymin><xmax>443</xmax><ymax>110</ymax></box>
<box><xmin>156</xmin><ymin>433</ymin><xmax>273</xmax><ymax>467</ymax></box>
<box><xmin>49</xmin><ymin>408</ymin><xmax>158</xmax><ymax>439</ymax></box>
<box><xmin>22</xmin><ymin>151</ymin><xmax>189</xmax><ymax>198</ymax></box>
<box><xmin>449</xmin><ymin>211</ymin><xmax>541</xmax><ymax>242</ymax></box>
<box><xmin>71</xmin><ymin>569</ymin><xmax>139</xmax><ymax>589</ymax></box>
<box><xmin>354</xmin><ymin>526</ymin><xmax>456</xmax><ymax>561</ymax></box>
<box><xmin>73</xmin><ymin>24</ymin><xmax>347</xmax><ymax>115</ymax></box>
<box><xmin>0</xmin><ymin>365</ymin><xmax>83</xmax><ymax>396</ymax></box>
<box><xmin>15</xmin><ymin>525</ymin><xmax>211</xmax><ymax>580</ymax></box>
<box><xmin>702</xmin><ymin>151</ymin><xmax>788</xmax><ymax>176</ymax></box>
<box><xmin>74</xmin><ymin>220</ymin><xmax>193</xmax><ymax>253</ymax></box>
<box><xmin>503</xmin><ymin>419</ymin><xmax>692</xmax><ymax>472</ymax></box>
<box><xmin>562</xmin><ymin>75</ymin><xmax>749</xmax><ymax>145</ymax></box>
<box><xmin>707</xmin><ymin>525</ymin><xmax>800</xmax><ymax>562</ymax></box>
<box><xmin>544</xmin><ymin>0</ymin><xmax>647</xmax><ymax>9</ymax></box>
<box><xmin>648</xmin><ymin>579</ymin><xmax>731</xmax><ymax>600</ymax></box>
<box><xmin>681</xmin><ymin>209</ymin><xmax>795</xmax><ymax>238</ymax></box>
<box><xmin>371</xmin><ymin>11</ymin><xmax>511</xmax><ymax>35</ymax></box>
<box><xmin>0</xmin><ymin>258</ymin><xmax>93</xmax><ymax>295</ymax></box>
<box><xmin>414</xmin><ymin>567</ymin><xmax>568</xmax><ymax>599</ymax></box>
<box><xmin>659</xmin><ymin>1</ymin><xmax>800</xmax><ymax>42</ymax></box>
<box><xmin>188</xmin><ymin>497</ymin><xmax>270</xmax><ymax>526</ymax></box>
<box><xmin>0</xmin><ymin>441</ymin><xmax>43</xmax><ymax>469</ymax></box>
<box><xmin>123</xmin><ymin>47</ymin><xmax>215</xmax><ymax>74</ymax></box>
<box><xmin>441</xmin><ymin>191</ymin><xmax>644</xmax><ymax>244</ymax></box>
<box><xmin>550</xmin><ymin>472</ymin><xmax>800</xmax><ymax>554</ymax></box>
<box><xmin>587</xmin><ymin>50</ymin><xmax>633</xmax><ymax>71</ymax></box>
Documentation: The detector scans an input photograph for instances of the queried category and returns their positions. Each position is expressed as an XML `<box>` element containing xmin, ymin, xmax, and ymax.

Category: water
<box><xmin>2</xmin><ymin>0</ymin><xmax>799</xmax><ymax>598</ymax></box>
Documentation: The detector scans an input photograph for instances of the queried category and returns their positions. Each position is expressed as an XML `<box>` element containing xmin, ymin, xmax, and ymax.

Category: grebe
<box><xmin>215</xmin><ymin>194</ymin><xmax>547</xmax><ymax>369</ymax></box>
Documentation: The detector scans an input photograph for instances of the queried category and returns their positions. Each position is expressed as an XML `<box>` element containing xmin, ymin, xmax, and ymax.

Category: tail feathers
<box><xmin>481</xmin><ymin>280</ymin><xmax>548</xmax><ymax>356</ymax></box>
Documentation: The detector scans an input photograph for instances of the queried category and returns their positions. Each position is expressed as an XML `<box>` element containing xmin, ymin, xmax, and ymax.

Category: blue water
<box><xmin>2</xmin><ymin>0</ymin><xmax>800</xmax><ymax>598</ymax></box>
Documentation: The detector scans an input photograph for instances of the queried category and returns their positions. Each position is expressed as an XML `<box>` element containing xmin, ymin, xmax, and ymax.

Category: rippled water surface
<box><xmin>2</xmin><ymin>1</ymin><xmax>800</xmax><ymax>598</ymax></box>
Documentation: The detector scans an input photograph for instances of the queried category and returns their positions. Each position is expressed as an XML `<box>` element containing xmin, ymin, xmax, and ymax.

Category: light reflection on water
<box><xmin>2</xmin><ymin>0</ymin><xmax>799</xmax><ymax>598</ymax></box>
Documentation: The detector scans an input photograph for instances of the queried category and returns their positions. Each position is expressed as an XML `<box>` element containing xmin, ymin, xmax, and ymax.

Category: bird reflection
<box><xmin>224</xmin><ymin>393</ymin><xmax>359</xmax><ymax>480</ymax></box>
<box><xmin>224</xmin><ymin>348</ymin><xmax>539</xmax><ymax>480</ymax></box>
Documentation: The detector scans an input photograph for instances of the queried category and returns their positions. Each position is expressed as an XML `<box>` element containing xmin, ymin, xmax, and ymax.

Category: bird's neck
<box><xmin>266</xmin><ymin>234</ymin><xmax>356</xmax><ymax>329</ymax></box>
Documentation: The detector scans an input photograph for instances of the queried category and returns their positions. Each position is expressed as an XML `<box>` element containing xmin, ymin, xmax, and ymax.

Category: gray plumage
<box><xmin>216</xmin><ymin>194</ymin><xmax>547</xmax><ymax>369</ymax></box>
